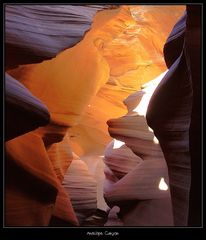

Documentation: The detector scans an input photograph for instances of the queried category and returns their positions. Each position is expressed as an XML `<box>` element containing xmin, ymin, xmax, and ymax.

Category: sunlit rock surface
<box><xmin>67</xmin><ymin>5</ymin><xmax>184</xmax><ymax>212</ymax></box>
<box><xmin>104</xmin><ymin>74</ymin><xmax>173</xmax><ymax>226</ymax></box>
<box><xmin>5</xmin><ymin>5</ymin><xmax>186</xmax><ymax>226</ymax></box>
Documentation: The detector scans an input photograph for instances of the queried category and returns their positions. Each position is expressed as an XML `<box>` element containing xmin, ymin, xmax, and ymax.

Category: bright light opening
<box><xmin>158</xmin><ymin>177</ymin><xmax>168</xmax><ymax>191</ymax></box>
<box><xmin>133</xmin><ymin>70</ymin><xmax>168</xmax><ymax>116</ymax></box>
<box><xmin>153</xmin><ymin>136</ymin><xmax>159</xmax><ymax>144</ymax></box>
<box><xmin>113</xmin><ymin>139</ymin><xmax>125</xmax><ymax>149</ymax></box>
<box><xmin>148</xmin><ymin>127</ymin><xmax>153</xmax><ymax>132</ymax></box>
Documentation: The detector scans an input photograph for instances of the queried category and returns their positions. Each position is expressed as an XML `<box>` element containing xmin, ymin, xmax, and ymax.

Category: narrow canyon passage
<box><xmin>5</xmin><ymin>4</ymin><xmax>201</xmax><ymax>227</ymax></box>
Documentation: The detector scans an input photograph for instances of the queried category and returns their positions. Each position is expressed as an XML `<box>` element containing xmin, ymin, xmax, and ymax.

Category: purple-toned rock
<box><xmin>5</xmin><ymin>5</ymin><xmax>112</xmax><ymax>68</ymax></box>
<box><xmin>104</xmin><ymin>74</ymin><xmax>173</xmax><ymax>226</ymax></box>
<box><xmin>62</xmin><ymin>158</ymin><xmax>97</xmax><ymax>224</ymax></box>
<box><xmin>146</xmin><ymin>6</ymin><xmax>201</xmax><ymax>226</ymax></box>
<box><xmin>5</xmin><ymin>73</ymin><xmax>50</xmax><ymax>141</ymax></box>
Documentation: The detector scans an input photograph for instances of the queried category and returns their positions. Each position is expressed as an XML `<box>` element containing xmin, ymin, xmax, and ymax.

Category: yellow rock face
<box><xmin>8</xmin><ymin>5</ymin><xmax>185</xmax><ymax>127</ymax></box>
<box><xmin>6</xmin><ymin>5</ymin><xmax>185</xmax><ymax>225</ymax></box>
<box><xmin>69</xmin><ymin>5</ymin><xmax>185</xmax><ymax>158</ymax></box>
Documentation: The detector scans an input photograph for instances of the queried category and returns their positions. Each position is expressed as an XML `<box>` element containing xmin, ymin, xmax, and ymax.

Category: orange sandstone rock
<box><xmin>5</xmin><ymin>5</ymin><xmax>185</xmax><ymax>226</ymax></box>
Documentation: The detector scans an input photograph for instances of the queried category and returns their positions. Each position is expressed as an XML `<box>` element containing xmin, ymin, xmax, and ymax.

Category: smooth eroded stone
<box><xmin>5</xmin><ymin>131</ymin><xmax>79</xmax><ymax>226</ymax></box>
<box><xmin>5</xmin><ymin>132</ymin><xmax>58</xmax><ymax>226</ymax></box>
<box><xmin>104</xmin><ymin>75</ymin><xmax>173</xmax><ymax>226</ymax></box>
<box><xmin>4</xmin><ymin>5</ymin><xmax>186</xmax><ymax>227</ymax></box>
<box><xmin>5</xmin><ymin>73</ymin><xmax>50</xmax><ymax>141</ymax></box>
<box><xmin>163</xmin><ymin>11</ymin><xmax>186</xmax><ymax>68</ymax></box>
<box><xmin>5</xmin><ymin>5</ymin><xmax>112</xmax><ymax>68</ymax></box>
<box><xmin>146</xmin><ymin>7</ymin><xmax>198</xmax><ymax>225</ymax></box>
<box><xmin>63</xmin><ymin>159</ymin><xmax>97</xmax><ymax>224</ymax></box>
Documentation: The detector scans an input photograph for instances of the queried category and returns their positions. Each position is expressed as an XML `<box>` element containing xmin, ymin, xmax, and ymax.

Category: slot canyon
<box><xmin>4</xmin><ymin>4</ymin><xmax>201</xmax><ymax>227</ymax></box>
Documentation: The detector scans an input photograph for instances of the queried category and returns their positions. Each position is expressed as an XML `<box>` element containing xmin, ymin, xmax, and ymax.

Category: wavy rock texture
<box><xmin>5</xmin><ymin>5</ymin><xmax>185</xmax><ymax>226</ymax></box>
<box><xmin>5</xmin><ymin>5</ymin><xmax>111</xmax><ymax>68</ymax></box>
<box><xmin>5</xmin><ymin>73</ymin><xmax>50</xmax><ymax>141</ymax></box>
<box><xmin>104</xmin><ymin>74</ymin><xmax>174</xmax><ymax>226</ymax></box>
<box><xmin>5</xmin><ymin>5</ymin><xmax>114</xmax><ymax>226</ymax></box>
<box><xmin>67</xmin><ymin>6</ymin><xmax>184</xmax><ymax>211</ymax></box>
<box><xmin>63</xmin><ymin>158</ymin><xmax>97</xmax><ymax>224</ymax></box>
<box><xmin>105</xmin><ymin>5</ymin><xmax>186</xmax><ymax>89</ymax></box>
<box><xmin>5</xmin><ymin>131</ymin><xmax>78</xmax><ymax>226</ymax></box>
<box><xmin>146</xmin><ymin>6</ymin><xmax>201</xmax><ymax>226</ymax></box>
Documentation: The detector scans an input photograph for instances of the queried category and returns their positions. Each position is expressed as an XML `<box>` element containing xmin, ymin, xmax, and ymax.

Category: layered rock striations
<box><xmin>5</xmin><ymin>5</ymin><xmax>111</xmax><ymax>68</ymax></box>
<box><xmin>5</xmin><ymin>5</ymin><xmax>186</xmax><ymax>226</ymax></box>
<box><xmin>146</xmin><ymin>5</ymin><xmax>201</xmax><ymax>226</ymax></box>
<box><xmin>104</xmin><ymin>73</ymin><xmax>174</xmax><ymax>226</ymax></box>
<box><xmin>5</xmin><ymin>73</ymin><xmax>50</xmax><ymax>141</ymax></box>
<box><xmin>67</xmin><ymin>6</ymin><xmax>185</xmax><ymax>212</ymax></box>
<box><xmin>63</xmin><ymin>157</ymin><xmax>98</xmax><ymax>224</ymax></box>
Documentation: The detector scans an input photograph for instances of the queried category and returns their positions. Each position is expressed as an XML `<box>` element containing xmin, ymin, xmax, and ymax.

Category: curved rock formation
<box><xmin>5</xmin><ymin>5</ymin><xmax>111</xmax><ymax>69</ymax></box>
<box><xmin>63</xmin><ymin>158</ymin><xmax>97</xmax><ymax>224</ymax></box>
<box><xmin>5</xmin><ymin>5</ymin><xmax>114</xmax><ymax>226</ymax></box>
<box><xmin>5</xmin><ymin>5</ymin><xmax>187</xmax><ymax>226</ymax></box>
<box><xmin>104</xmin><ymin>74</ymin><xmax>173</xmax><ymax>226</ymax></box>
<box><xmin>67</xmin><ymin>6</ymin><xmax>184</xmax><ymax>213</ymax></box>
<box><xmin>5</xmin><ymin>131</ymin><xmax>77</xmax><ymax>226</ymax></box>
<box><xmin>146</xmin><ymin>6</ymin><xmax>201</xmax><ymax>226</ymax></box>
<box><xmin>5</xmin><ymin>73</ymin><xmax>50</xmax><ymax>141</ymax></box>
<box><xmin>6</xmin><ymin>122</ymin><xmax>81</xmax><ymax>226</ymax></box>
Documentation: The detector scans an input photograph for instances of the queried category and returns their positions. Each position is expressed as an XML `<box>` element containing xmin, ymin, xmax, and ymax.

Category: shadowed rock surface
<box><xmin>5</xmin><ymin>5</ymin><xmax>111</xmax><ymax>69</ymax></box>
<box><xmin>5</xmin><ymin>73</ymin><xmax>50</xmax><ymax>141</ymax></box>
<box><xmin>4</xmin><ymin>5</ymin><xmax>199</xmax><ymax>227</ymax></box>
<box><xmin>146</xmin><ymin>5</ymin><xmax>201</xmax><ymax>226</ymax></box>
<box><xmin>63</xmin><ymin>158</ymin><xmax>98</xmax><ymax>224</ymax></box>
<box><xmin>104</xmin><ymin>75</ymin><xmax>173</xmax><ymax>226</ymax></box>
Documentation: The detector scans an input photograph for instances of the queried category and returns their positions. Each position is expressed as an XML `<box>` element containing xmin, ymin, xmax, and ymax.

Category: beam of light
<box><xmin>148</xmin><ymin>127</ymin><xmax>153</xmax><ymax>132</ymax></box>
<box><xmin>133</xmin><ymin>70</ymin><xmax>168</xmax><ymax>116</ymax></box>
<box><xmin>158</xmin><ymin>177</ymin><xmax>168</xmax><ymax>191</ymax></box>
<box><xmin>153</xmin><ymin>136</ymin><xmax>159</xmax><ymax>144</ymax></box>
<box><xmin>132</xmin><ymin>91</ymin><xmax>150</xmax><ymax>116</ymax></box>
<box><xmin>113</xmin><ymin>139</ymin><xmax>125</xmax><ymax>149</ymax></box>
<box><xmin>141</xmin><ymin>70</ymin><xmax>168</xmax><ymax>89</ymax></box>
